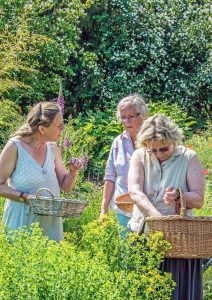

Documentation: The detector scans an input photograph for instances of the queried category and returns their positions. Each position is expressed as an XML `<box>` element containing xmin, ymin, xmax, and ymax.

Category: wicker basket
<box><xmin>28</xmin><ymin>188</ymin><xmax>87</xmax><ymax>218</ymax></box>
<box><xmin>115</xmin><ymin>193</ymin><xmax>134</xmax><ymax>213</ymax></box>
<box><xmin>146</xmin><ymin>189</ymin><xmax>212</xmax><ymax>258</ymax></box>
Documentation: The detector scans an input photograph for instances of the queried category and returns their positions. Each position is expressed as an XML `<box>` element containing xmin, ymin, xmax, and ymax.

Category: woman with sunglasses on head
<box><xmin>0</xmin><ymin>102</ymin><xmax>84</xmax><ymax>242</ymax></box>
<box><xmin>100</xmin><ymin>94</ymin><xmax>148</xmax><ymax>234</ymax></box>
<box><xmin>128</xmin><ymin>114</ymin><xmax>205</xmax><ymax>300</ymax></box>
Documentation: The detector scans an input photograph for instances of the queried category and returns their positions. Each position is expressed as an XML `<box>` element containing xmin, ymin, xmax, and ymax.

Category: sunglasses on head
<box><xmin>147</xmin><ymin>146</ymin><xmax>170</xmax><ymax>154</ymax></box>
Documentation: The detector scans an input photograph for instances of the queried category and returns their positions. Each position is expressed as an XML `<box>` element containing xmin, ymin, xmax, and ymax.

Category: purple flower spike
<box><xmin>63</xmin><ymin>137</ymin><xmax>71</xmax><ymax>147</ymax></box>
<box><xmin>57</xmin><ymin>95</ymin><xmax>65</xmax><ymax>115</ymax></box>
<box><xmin>81</xmin><ymin>155</ymin><xmax>89</xmax><ymax>170</ymax></box>
<box><xmin>57</xmin><ymin>81</ymin><xmax>65</xmax><ymax>115</ymax></box>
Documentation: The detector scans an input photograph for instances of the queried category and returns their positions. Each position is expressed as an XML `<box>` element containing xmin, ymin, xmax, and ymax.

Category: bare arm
<box><xmin>185</xmin><ymin>155</ymin><xmax>205</xmax><ymax>208</ymax></box>
<box><xmin>100</xmin><ymin>180</ymin><xmax>115</xmax><ymax>215</ymax></box>
<box><xmin>128</xmin><ymin>151</ymin><xmax>162</xmax><ymax>217</ymax></box>
<box><xmin>163</xmin><ymin>154</ymin><xmax>205</xmax><ymax>208</ymax></box>
<box><xmin>0</xmin><ymin>141</ymin><xmax>28</xmax><ymax>202</ymax></box>
<box><xmin>54</xmin><ymin>144</ymin><xmax>82</xmax><ymax>192</ymax></box>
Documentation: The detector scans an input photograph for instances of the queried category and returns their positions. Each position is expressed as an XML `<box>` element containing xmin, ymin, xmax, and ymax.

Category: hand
<box><xmin>66</xmin><ymin>157</ymin><xmax>83</xmax><ymax>174</ymax></box>
<box><xmin>23</xmin><ymin>193</ymin><xmax>31</xmax><ymax>206</ymax></box>
<box><xmin>163</xmin><ymin>186</ymin><xmax>179</xmax><ymax>204</ymax></box>
<box><xmin>99</xmin><ymin>211</ymin><xmax>108</xmax><ymax>223</ymax></box>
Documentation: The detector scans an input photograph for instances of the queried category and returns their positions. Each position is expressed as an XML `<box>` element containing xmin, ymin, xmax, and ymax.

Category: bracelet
<box><xmin>19</xmin><ymin>192</ymin><xmax>25</xmax><ymax>203</ymax></box>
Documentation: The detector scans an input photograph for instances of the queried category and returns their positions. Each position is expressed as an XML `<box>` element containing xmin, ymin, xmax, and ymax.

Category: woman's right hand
<box><xmin>163</xmin><ymin>186</ymin><xmax>179</xmax><ymax>204</ymax></box>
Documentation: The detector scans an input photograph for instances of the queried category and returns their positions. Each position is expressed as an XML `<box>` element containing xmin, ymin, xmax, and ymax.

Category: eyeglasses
<box><xmin>120</xmin><ymin>113</ymin><xmax>141</xmax><ymax>121</ymax></box>
<box><xmin>147</xmin><ymin>146</ymin><xmax>170</xmax><ymax>154</ymax></box>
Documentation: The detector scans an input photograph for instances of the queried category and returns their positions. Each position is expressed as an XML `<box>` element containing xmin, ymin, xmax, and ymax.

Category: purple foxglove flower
<box><xmin>57</xmin><ymin>81</ymin><xmax>65</xmax><ymax>115</ymax></box>
<box><xmin>57</xmin><ymin>95</ymin><xmax>65</xmax><ymax>115</ymax></box>
<box><xmin>63</xmin><ymin>137</ymin><xmax>71</xmax><ymax>147</ymax></box>
<box><xmin>81</xmin><ymin>155</ymin><xmax>89</xmax><ymax>170</ymax></box>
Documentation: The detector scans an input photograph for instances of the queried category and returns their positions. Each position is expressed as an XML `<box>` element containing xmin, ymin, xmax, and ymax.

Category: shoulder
<box><xmin>0</xmin><ymin>140</ymin><xmax>18</xmax><ymax>163</ymax></box>
<box><xmin>175</xmin><ymin>145</ymin><xmax>196</xmax><ymax>159</ymax></box>
<box><xmin>3</xmin><ymin>139</ymin><xmax>18</xmax><ymax>152</ymax></box>
<box><xmin>48</xmin><ymin>142</ymin><xmax>61</xmax><ymax>158</ymax></box>
<box><xmin>111</xmin><ymin>131</ymin><xmax>130</xmax><ymax>147</ymax></box>
<box><xmin>131</xmin><ymin>148</ymin><xmax>145</xmax><ymax>161</ymax></box>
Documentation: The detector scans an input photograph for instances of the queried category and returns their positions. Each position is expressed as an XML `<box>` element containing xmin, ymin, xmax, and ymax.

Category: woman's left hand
<box><xmin>163</xmin><ymin>186</ymin><xmax>179</xmax><ymax>204</ymax></box>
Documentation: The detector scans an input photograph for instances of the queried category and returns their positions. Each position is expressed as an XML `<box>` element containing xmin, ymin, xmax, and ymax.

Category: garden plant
<box><xmin>0</xmin><ymin>0</ymin><xmax>211</xmax><ymax>299</ymax></box>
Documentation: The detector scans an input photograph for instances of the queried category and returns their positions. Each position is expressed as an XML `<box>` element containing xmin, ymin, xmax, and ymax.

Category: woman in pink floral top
<box><xmin>100</xmin><ymin>94</ymin><xmax>148</xmax><ymax>233</ymax></box>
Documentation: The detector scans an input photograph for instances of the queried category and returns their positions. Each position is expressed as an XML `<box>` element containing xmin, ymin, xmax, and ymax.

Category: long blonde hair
<box><xmin>13</xmin><ymin>102</ymin><xmax>61</xmax><ymax>137</ymax></box>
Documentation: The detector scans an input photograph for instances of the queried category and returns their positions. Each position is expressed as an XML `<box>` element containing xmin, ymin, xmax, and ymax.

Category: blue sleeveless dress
<box><xmin>2</xmin><ymin>139</ymin><xmax>63</xmax><ymax>242</ymax></box>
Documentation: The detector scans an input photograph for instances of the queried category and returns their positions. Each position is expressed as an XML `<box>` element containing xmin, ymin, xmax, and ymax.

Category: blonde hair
<box><xmin>116</xmin><ymin>93</ymin><xmax>149</xmax><ymax>121</ymax></box>
<box><xmin>13</xmin><ymin>102</ymin><xmax>61</xmax><ymax>137</ymax></box>
<box><xmin>137</xmin><ymin>114</ymin><xmax>184</xmax><ymax>147</ymax></box>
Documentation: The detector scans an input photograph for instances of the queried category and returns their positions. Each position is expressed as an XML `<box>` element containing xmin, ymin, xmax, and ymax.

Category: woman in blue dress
<box><xmin>0</xmin><ymin>102</ymin><xmax>83</xmax><ymax>242</ymax></box>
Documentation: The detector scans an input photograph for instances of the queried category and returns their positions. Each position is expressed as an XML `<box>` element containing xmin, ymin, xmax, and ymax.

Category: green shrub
<box><xmin>186</xmin><ymin>130</ymin><xmax>212</xmax><ymax>217</ymax></box>
<box><xmin>0</xmin><ymin>221</ymin><xmax>174</xmax><ymax>300</ymax></box>
<box><xmin>0</xmin><ymin>100</ymin><xmax>24</xmax><ymax>149</ymax></box>
<box><xmin>0</xmin><ymin>0</ymin><xmax>91</xmax><ymax>110</ymax></box>
<box><xmin>72</xmin><ymin>0</ymin><xmax>211</xmax><ymax>123</ymax></box>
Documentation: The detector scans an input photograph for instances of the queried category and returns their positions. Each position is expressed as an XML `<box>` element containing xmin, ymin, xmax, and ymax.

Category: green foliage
<box><xmin>0</xmin><ymin>100</ymin><xmax>24</xmax><ymax>148</ymax></box>
<box><xmin>74</xmin><ymin>0</ymin><xmax>211</xmax><ymax>123</ymax></box>
<box><xmin>74</xmin><ymin>108</ymin><xmax>122</xmax><ymax>173</ymax></box>
<box><xmin>0</xmin><ymin>221</ymin><xmax>174</xmax><ymax>300</ymax></box>
<box><xmin>0</xmin><ymin>0</ymin><xmax>92</xmax><ymax>110</ymax></box>
<box><xmin>1</xmin><ymin>0</ymin><xmax>211</xmax><ymax>124</ymax></box>
<box><xmin>63</xmin><ymin>182</ymin><xmax>102</xmax><ymax>243</ymax></box>
<box><xmin>186</xmin><ymin>129</ymin><xmax>212</xmax><ymax>217</ymax></box>
<box><xmin>203</xmin><ymin>267</ymin><xmax>212</xmax><ymax>300</ymax></box>
<box><xmin>148</xmin><ymin>100</ymin><xmax>196</xmax><ymax>138</ymax></box>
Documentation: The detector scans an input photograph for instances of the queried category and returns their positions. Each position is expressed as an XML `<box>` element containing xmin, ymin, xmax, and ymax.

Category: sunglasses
<box><xmin>147</xmin><ymin>146</ymin><xmax>170</xmax><ymax>154</ymax></box>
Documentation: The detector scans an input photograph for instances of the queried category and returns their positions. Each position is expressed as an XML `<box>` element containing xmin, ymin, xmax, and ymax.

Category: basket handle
<box><xmin>178</xmin><ymin>188</ymin><xmax>186</xmax><ymax>216</ymax></box>
<box><xmin>36</xmin><ymin>188</ymin><xmax>55</xmax><ymax>201</ymax></box>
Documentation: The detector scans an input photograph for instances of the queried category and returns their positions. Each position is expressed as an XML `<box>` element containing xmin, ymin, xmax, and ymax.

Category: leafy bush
<box><xmin>0</xmin><ymin>0</ymin><xmax>92</xmax><ymax>110</ymax></box>
<box><xmin>0</xmin><ymin>221</ymin><xmax>174</xmax><ymax>300</ymax></box>
<box><xmin>186</xmin><ymin>129</ymin><xmax>212</xmax><ymax>217</ymax></box>
<box><xmin>0</xmin><ymin>100</ymin><xmax>24</xmax><ymax>149</ymax></box>
<box><xmin>73</xmin><ymin>0</ymin><xmax>211</xmax><ymax>123</ymax></box>
<box><xmin>1</xmin><ymin>0</ymin><xmax>211</xmax><ymax>125</ymax></box>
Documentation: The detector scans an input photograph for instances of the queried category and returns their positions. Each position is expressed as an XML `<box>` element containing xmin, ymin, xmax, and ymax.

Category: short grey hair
<box><xmin>137</xmin><ymin>114</ymin><xmax>184</xmax><ymax>147</ymax></box>
<box><xmin>116</xmin><ymin>93</ymin><xmax>149</xmax><ymax>121</ymax></box>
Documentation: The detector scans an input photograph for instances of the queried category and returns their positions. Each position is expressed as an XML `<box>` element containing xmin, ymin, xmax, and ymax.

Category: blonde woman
<box><xmin>128</xmin><ymin>114</ymin><xmax>205</xmax><ymax>300</ymax></box>
<box><xmin>0</xmin><ymin>102</ymin><xmax>83</xmax><ymax>242</ymax></box>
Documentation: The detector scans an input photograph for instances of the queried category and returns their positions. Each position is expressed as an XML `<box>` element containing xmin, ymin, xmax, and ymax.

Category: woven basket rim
<box><xmin>115</xmin><ymin>199</ymin><xmax>134</xmax><ymax>204</ymax></box>
<box><xmin>115</xmin><ymin>193</ymin><xmax>133</xmax><ymax>202</ymax></box>
<box><xmin>146</xmin><ymin>215</ymin><xmax>212</xmax><ymax>221</ymax></box>
<box><xmin>28</xmin><ymin>196</ymin><xmax>87</xmax><ymax>204</ymax></box>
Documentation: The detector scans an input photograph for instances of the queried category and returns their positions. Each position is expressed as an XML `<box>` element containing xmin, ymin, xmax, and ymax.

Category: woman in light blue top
<box><xmin>100</xmin><ymin>94</ymin><xmax>148</xmax><ymax>233</ymax></box>
<box><xmin>0</xmin><ymin>102</ymin><xmax>83</xmax><ymax>242</ymax></box>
